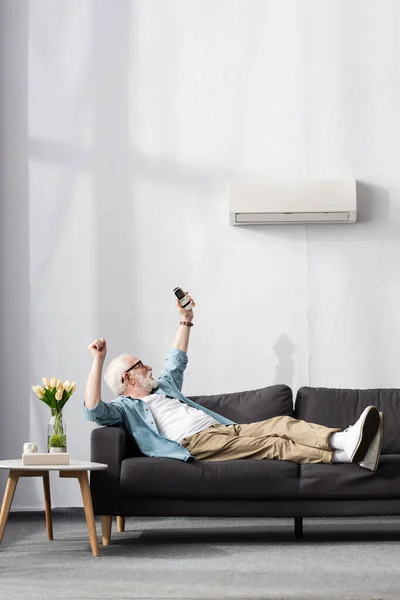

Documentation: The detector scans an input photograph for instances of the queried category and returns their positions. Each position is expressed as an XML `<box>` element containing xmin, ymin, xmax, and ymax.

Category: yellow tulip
<box><xmin>42</xmin><ymin>377</ymin><xmax>50</xmax><ymax>389</ymax></box>
<box><xmin>55</xmin><ymin>388</ymin><xmax>63</xmax><ymax>401</ymax></box>
<box><xmin>57</xmin><ymin>380</ymin><xmax>64</xmax><ymax>391</ymax></box>
<box><xmin>50</xmin><ymin>378</ymin><xmax>57</xmax><ymax>388</ymax></box>
<box><xmin>63</xmin><ymin>380</ymin><xmax>71</xmax><ymax>392</ymax></box>
<box><xmin>70</xmin><ymin>382</ymin><xmax>76</xmax><ymax>393</ymax></box>
<box><xmin>32</xmin><ymin>385</ymin><xmax>44</xmax><ymax>399</ymax></box>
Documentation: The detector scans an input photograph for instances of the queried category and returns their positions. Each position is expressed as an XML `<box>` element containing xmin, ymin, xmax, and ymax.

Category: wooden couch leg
<box><xmin>294</xmin><ymin>517</ymin><xmax>303</xmax><ymax>539</ymax></box>
<box><xmin>117</xmin><ymin>516</ymin><xmax>125</xmax><ymax>532</ymax></box>
<box><xmin>101</xmin><ymin>515</ymin><xmax>112</xmax><ymax>546</ymax></box>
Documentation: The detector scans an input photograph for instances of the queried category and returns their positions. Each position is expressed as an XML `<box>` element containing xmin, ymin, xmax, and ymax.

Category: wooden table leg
<box><xmin>117</xmin><ymin>516</ymin><xmax>125</xmax><ymax>532</ymax></box>
<box><xmin>0</xmin><ymin>471</ymin><xmax>20</xmax><ymax>544</ymax></box>
<box><xmin>101</xmin><ymin>515</ymin><xmax>112</xmax><ymax>546</ymax></box>
<box><xmin>42</xmin><ymin>472</ymin><xmax>53</xmax><ymax>540</ymax></box>
<box><xmin>60</xmin><ymin>470</ymin><xmax>100</xmax><ymax>557</ymax></box>
<box><xmin>77</xmin><ymin>471</ymin><xmax>100</xmax><ymax>557</ymax></box>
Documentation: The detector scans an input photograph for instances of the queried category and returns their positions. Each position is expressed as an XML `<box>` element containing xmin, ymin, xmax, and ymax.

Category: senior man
<box><xmin>84</xmin><ymin>293</ymin><xmax>383</xmax><ymax>472</ymax></box>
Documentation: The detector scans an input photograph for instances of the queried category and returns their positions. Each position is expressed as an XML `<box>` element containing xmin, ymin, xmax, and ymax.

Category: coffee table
<box><xmin>0</xmin><ymin>459</ymin><xmax>107</xmax><ymax>557</ymax></box>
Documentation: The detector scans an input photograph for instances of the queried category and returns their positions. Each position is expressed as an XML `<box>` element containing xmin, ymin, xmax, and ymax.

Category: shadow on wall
<box><xmin>0</xmin><ymin>0</ymin><xmax>37</xmax><ymax>509</ymax></box>
<box><xmin>356</xmin><ymin>181</ymin><xmax>391</xmax><ymax>227</ymax></box>
<box><xmin>27</xmin><ymin>1</ymin><xmax>242</xmax><ymax>356</ymax></box>
<box><xmin>0</xmin><ymin>1</ymin><xmax>30</xmax><ymax>462</ymax></box>
<box><xmin>273</xmin><ymin>334</ymin><xmax>295</xmax><ymax>387</ymax></box>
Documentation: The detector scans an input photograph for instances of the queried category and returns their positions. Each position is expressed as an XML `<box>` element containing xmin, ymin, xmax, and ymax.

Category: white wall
<box><xmin>1</xmin><ymin>0</ymin><xmax>400</xmax><ymax>509</ymax></box>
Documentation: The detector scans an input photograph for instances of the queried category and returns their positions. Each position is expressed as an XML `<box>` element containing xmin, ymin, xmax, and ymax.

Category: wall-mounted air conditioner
<box><xmin>229</xmin><ymin>179</ymin><xmax>357</xmax><ymax>225</ymax></box>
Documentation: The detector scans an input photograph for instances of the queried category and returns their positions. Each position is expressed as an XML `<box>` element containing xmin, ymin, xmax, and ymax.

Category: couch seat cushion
<box><xmin>299</xmin><ymin>455</ymin><xmax>400</xmax><ymax>499</ymax></box>
<box><xmin>120</xmin><ymin>457</ymin><xmax>299</xmax><ymax>499</ymax></box>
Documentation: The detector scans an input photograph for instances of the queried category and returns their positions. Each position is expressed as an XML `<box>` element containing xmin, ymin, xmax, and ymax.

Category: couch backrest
<box><xmin>295</xmin><ymin>386</ymin><xmax>400</xmax><ymax>454</ymax></box>
<box><xmin>188</xmin><ymin>384</ymin><xmax>294</xmax><ymax>423</ymax></box>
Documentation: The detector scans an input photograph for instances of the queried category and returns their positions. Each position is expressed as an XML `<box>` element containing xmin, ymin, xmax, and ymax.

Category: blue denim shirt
<box><xmin>83</xmin><ymin>348</ymin><xmax>236</xmax><ymax>461</ymax></box>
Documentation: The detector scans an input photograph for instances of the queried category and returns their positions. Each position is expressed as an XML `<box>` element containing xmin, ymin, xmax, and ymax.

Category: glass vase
<box><xmin>47</xmin><ymin>413</ymin><xmax>67</xmax><ymax>452</ymax></box>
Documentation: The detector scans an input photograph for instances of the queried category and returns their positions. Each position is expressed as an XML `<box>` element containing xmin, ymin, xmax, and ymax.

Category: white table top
<box><xmin>0</xmin><ymin>459</ymin><xmax>108</xmax><ymax>471</ymax></box>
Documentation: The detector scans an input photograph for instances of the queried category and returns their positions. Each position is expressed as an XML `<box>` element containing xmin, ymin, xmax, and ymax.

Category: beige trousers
<box><xmin>181</xmin><ymin>416</ymin><xmax>341</xmax><ymax>464</ymax></box>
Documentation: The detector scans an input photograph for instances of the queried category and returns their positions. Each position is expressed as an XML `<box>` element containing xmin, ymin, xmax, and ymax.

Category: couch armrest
<box><xmin>90</xmin><ymin>426</ymin><xmax>133</xmax><ymax>516</ymax></box>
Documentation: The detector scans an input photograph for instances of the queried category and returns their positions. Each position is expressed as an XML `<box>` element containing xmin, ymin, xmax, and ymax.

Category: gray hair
<box><xmin>104</xmin><ymin>354</ymin><xmax>132</xmax><ymax>396</ymax></box>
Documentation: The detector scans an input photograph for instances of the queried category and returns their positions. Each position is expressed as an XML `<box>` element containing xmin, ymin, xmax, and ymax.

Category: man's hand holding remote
<box><xmin>176</xmin><ymin>291</ymin><xmax>195</xmax><ymax>322</ymax></box>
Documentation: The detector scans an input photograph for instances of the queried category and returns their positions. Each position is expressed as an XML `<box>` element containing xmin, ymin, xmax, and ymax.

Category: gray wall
<box><xmin>1</xmin><ymin>0</ymin><xmax>400</xmax><ymax>509</ymax></box>
<box><xmin>0</xmin><ymin>0</ymin><xmax>32</xmax><ymax>507</ymax></box>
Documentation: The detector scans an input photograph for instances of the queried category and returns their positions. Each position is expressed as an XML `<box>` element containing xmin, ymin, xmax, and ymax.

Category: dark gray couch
<box><xmin>90</xmin><ymin>384</ymin><xmax>400</xmax><ymax>542</ymax></box>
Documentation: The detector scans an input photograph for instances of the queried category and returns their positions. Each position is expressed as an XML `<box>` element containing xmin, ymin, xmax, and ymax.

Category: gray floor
<box><xmin>2</xmin><ymin>511</ymin><xmax>400</xmax><ymax>599</ymax></box>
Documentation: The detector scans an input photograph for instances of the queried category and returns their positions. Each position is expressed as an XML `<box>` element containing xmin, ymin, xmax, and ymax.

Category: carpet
<box><xmin>1</xmin><ymin>510</ymin><xmax>400</xmax><ymax>599</ymax></box>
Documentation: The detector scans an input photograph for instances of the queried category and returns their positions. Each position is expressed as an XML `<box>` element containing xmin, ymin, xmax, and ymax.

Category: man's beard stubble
<box><xmin>136</xmin><ymin>371</ymin><xmax>158</xmax><ymax>393</ymax></box>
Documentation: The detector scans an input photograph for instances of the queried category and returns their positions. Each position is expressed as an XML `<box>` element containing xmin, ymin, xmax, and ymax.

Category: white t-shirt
<box><xmin>141</xmin><ymin>393</ymin><xmax>219</xmax><ymax>444</ymax></box>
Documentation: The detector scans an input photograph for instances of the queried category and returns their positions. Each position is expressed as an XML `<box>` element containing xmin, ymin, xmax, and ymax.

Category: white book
<box><xmin>22</xmin><ymin>453</ymin><xmax>70</xmax><ymax>466</ymax></box>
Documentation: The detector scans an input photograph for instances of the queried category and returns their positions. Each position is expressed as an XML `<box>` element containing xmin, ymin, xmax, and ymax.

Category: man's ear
<box><xmin>123</xmin><ymin>372</ymin><xmax>133</xmax><ymax>385</ymax></box>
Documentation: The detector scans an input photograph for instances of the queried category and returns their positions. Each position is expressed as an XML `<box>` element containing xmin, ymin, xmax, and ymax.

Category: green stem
<box><xmin>53</xmin><ymin>412</ymin><xmax>64</xmax><ymax>436</ymax></box>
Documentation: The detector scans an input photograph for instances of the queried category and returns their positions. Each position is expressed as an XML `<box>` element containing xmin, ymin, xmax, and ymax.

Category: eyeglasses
<box><xmin>122</xmin><ymin>360</ymin><xmax>144</xmax><ymax>382</ymax></box>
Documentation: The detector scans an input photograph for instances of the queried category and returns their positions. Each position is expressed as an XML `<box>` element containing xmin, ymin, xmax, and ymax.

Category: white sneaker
<box><xmin>343</xmin><ymin>406</ymin><xmax>380</xmax><ymax>463</ymax></box>
<box><xmin>359</xmin><ymin>412</ymin><xmax>383</xmax><ymax>472</ymax></box>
